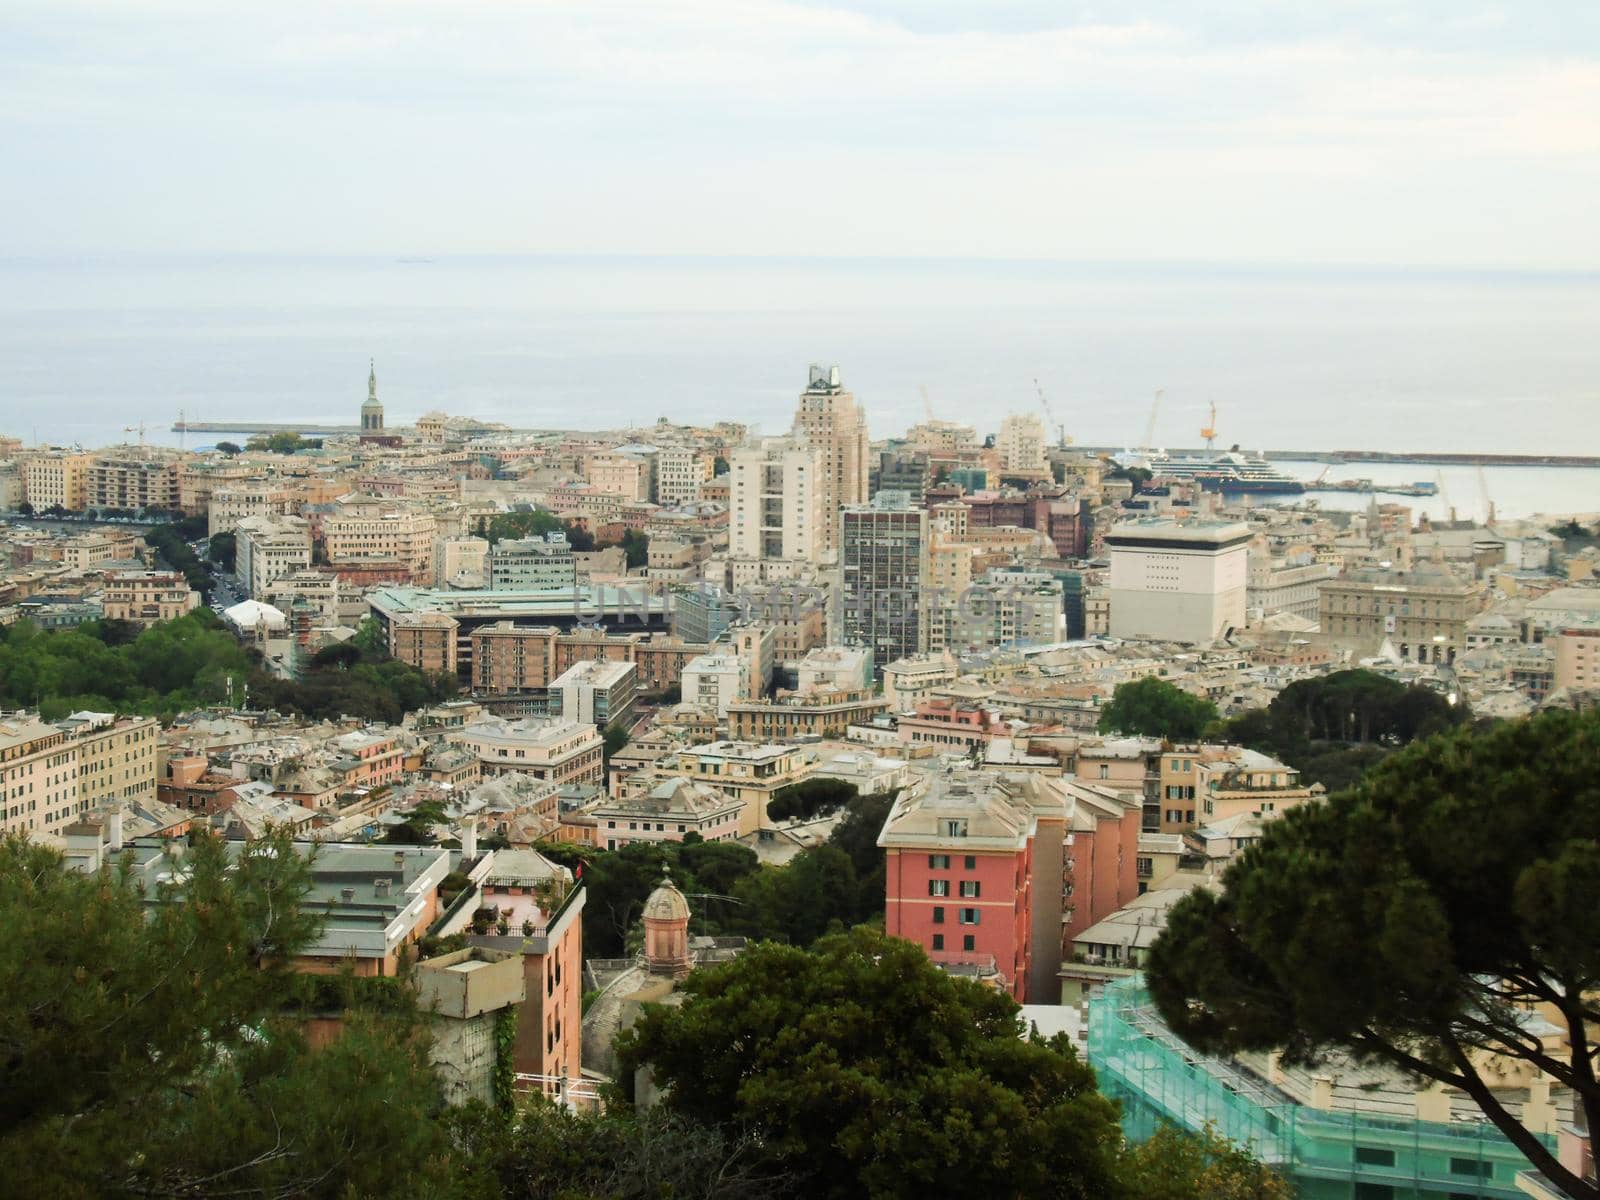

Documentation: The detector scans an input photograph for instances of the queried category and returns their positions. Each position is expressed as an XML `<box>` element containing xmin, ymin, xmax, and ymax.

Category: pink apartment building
<box><xmin>878</xmin><ymin>769</ymin><xmax>1140</xmax><ymax>1003</ymax></box>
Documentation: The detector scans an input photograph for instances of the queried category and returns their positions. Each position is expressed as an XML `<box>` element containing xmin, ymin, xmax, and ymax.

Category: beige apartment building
<box><xmin>447</xmin><ymin>716</ymin><xmax>604</xmax><ymax>787</ymax></box>
<box><xmin>655</xmin><ymin>446</ymin><xmax>713</xmax><ymax>507</ymax></box>
<box><xmin>208</xmin><ymin>482</ymin><xmax>301</xmax><ymax>535</ymax></box>
<box><xmin>653</xmin><ymin>740</ymin><xmax>814</xmax><ymax>835</ymax></box>
<box><xmin>321</xmin><ymin>507</ymin><xmax>437</xmax><ymax>582</ymax></box>
<box><xmin>1318</xmin><ymin>565</ymin><xmax>1479</xmax><ymax>664</ymax></box>
<box><xmin>729</xmin><ymin>439</ymin><xmax>825</xmax><ymax>564</ymax></box>
<box><xmin>997</xmin><ymin>413</ymin><xmax>1049</xmax><ymax>474</ymax></box>
<box><xmin>88</xmin><ymin>453</ymin><xmax>182</xmax><ymax>511</ymax></box>
<box><xmin>585</xmin><ymin>451</ymin><xmax>651</xmax><ymax>502</ymax></box>
<box><xmin>1</xmin><ymin>716</ymin><xmax>81</xmax><ymax>837</ymax></box>
<box><xmin>101</xmin><ymin>570</ymin><xmax>200</xmax><ymax>626</ymax></box>
<box><xmin>22</xmin><ymin>452</ymin><xmax>94</xmax><ymax>511</ymax></box>
<box><xmin>62</xmin><ymin>712</ymin><xmax>161</xmax><ymax>812</ymax></box>
<box><xmin>1554</xmin><ymin>624</ymin><xmax>1600</xmax><ymax>693</ymax></box>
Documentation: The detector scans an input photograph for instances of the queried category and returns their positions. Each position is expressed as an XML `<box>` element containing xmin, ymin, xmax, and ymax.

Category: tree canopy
<box><xmin>617</xmin><ymin>927</ymin><xmax>1127</xmax><ymax>1200</ymax></box>
<box><xmin>1098</xmin><ymin>676</ymin><xmax>1218</xmax><ymax>738</ymax></box>
<box><xmin>244</xmin><ymin>431</ymin><xmax>322</xmax><ymax>454</ymax></box>
<box><xmin>0</xmin><ymin>831</ymin><xmax>463</xmax><ymax>1198</ymax></box>
<box><xmin>1147</xmin><ymin>708</ymin><xmax>1600</xmax><ymax>1200</ymax></box>
<box><xmin>1214</xmin><ymin>668</ymin><xmax>1470</xmax><ymax>791</ymax></box>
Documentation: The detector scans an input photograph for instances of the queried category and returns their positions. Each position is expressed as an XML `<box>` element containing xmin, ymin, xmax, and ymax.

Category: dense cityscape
<box><xmin>1</xmin><ymin>358</ymin><xmax>1597</xmax><ymax>1198</ymax></box>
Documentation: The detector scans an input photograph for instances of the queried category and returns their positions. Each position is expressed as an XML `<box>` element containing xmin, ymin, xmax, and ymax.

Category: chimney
<box><xmin>107</xmin><ymin>807</ymin><xmax>124</xmax><ymax>852</ymax></box>
<box><xmin>393</xmin><ymin>850</ymin><xmax>406</xmax><ymax>870</ymax></box>
<box><xmin>461</xmin><ymin>819</ymin><xmax>478</xmax><ymax>860</ymax></box>
<box><xmin>375</xmin><ymin>877</ymin><xmax>391</xmax><ymax>898</ymax></box>
<box><xmin>341</xmin><ymin>887</ymin><xmax>356</xmax><ymax>902</ymax></box>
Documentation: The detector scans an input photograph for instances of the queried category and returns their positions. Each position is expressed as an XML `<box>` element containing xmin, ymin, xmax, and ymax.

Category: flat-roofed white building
<box><xmin>1106</xmin><ymin>519</ymin><xmax>1249</xmax><ymax>645</ymax></box>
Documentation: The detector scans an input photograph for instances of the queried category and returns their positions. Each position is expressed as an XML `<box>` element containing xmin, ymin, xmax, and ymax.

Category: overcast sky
<box><xmin>4</xmin><ymin>1</ymin><xmax>1598</xmax><ymax>267</ymax></box>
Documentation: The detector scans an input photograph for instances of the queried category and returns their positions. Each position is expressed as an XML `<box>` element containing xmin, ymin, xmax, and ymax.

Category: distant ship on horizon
<box><xmin>1117</xmin><ymin>402</ymin><xmax>1307</xmax><ymax>495</ymax></box>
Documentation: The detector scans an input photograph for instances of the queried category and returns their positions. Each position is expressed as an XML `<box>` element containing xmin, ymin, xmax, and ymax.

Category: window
<box><xmin>942</xmin><ymin>819</ymin><xmax>968</xmax><ymax>838</ymax></box>
<box><xmin>962</xmin><ymin>934</ymin><xmax>975</xmax><ymax>951</ymax></box>
<box><xmin>958</xmin><ymin>908</ymin><xmax>980</xmax><ymax>925</ymax></box>
<box><xmin>928</xmin><ymin>879</ymin><xmax>949</xmax><ymax>897</ymax></box>
<box><xmin>1098</xmin><ymin>765</ymin><xmax>1109</xmax><ymax>779</ymax></box>
<box><xmin>931</xmin><ymin>934</ymin><xmax>944</xmax><ymax>951</ymax></box>
<box><xmin>959</xmin><ymin>880</ymin><xmax>980</xmax><ymax>898</ymax></box>
<box><xmin>964</xmin><ymin>855</ymin><xmax>976</xmax><ymax>870</ymax></box>
<box><xmin>928</xmin><ymin>854</ymin><xmax>950</xmax><ymax>869</ymax></box>
<box><xmin>932</xmin><ymin>906</ymin><xmax>945</xmax><ymax>924</ymax></box>
<box><xmin>1449</xmin><ymin>1159</ymin><xmax>1492</xmax><ymax>1179</ymax></box>
<box><xmin>1354</xmin><ymin>1147</ymin><xmax>1395</xmax><ymax>1168</ymax></box>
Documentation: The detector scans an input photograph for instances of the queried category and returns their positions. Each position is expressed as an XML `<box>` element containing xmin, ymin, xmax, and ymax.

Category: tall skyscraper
<box><xmin>729</xmin><ymin>439</ymin><xmax>824</xmax><ymax>564</ymax></box>
<box><xmin>840</xmin><ymin>491</ymin><xmax>929</xmax><ymax>670</ymax></box>
<box><xmin>792</xmin><ymin>364</ymin><xmax>869</xmax><ymax>555</ymax></box>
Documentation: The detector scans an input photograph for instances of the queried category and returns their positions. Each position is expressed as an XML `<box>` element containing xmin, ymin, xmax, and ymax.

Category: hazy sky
<box><xmin>4</xmin><ymin>1</ymin><xmax>1599</xmax><ymax>267</ymax></box>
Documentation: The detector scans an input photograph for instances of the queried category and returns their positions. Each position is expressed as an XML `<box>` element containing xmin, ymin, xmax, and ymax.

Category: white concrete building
<box><xmin>729</xmin><ymin>439</ymin><xmax>824</xmax><ymax>565</ymax></box>
<box><xmin>1106</xmin><ymin>519</ymin><xmax>1249</xmax><ymax>645</ymax></box>
<box><xmin>680</xmin><ymin>653</ymin><xmax>750</xmax><ymax>718</ymax></box>
<box><xmin>234</xmin><ymin>514</ymin><xmax>313</xmax><ymax>599</ymax></box>
<box><xmin>549</xmin><ymin>659</ymin><xmax>637</xmax><ymax>728</ymax></box>
<box><xmin>655</xmin><ymin>446</ymin><xmax>713</xmax><ymax>508</ymax></box>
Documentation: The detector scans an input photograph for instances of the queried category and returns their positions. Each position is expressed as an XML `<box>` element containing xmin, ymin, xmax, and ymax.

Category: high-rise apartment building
<box><xmin>791</xmin><ymin>364</ymin><xmax>869</xmax><ymax>554</ymax></box>
<box><xmin>996</xmin><ymin>414</ymin><xmax>1048</xmax><ymax>475</ymax></box>
<box><xmin>1106</xmin><ymin>518</ymin><xmax>1250</xmax><ymax>644</ymax></box>
<box><xmin>729</xmin><ymin>439</ymin><xmax>824</xmax><ymax>564</ymax></box>
<box><xmin>840</xmin><ymin>491</ymin><xmax>929</xmax><ymax>670</ymax></box>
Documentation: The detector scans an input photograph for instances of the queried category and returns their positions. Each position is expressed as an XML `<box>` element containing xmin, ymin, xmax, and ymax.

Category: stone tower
<box><xmin>641</xmin><ymin>868</ymin><xmax>692</xmax><ymax>979</ymax></box>
<box><xmin>361</xmin><ymin>359</ymin><xmax>384</xmax><ymax>432</ymax></box>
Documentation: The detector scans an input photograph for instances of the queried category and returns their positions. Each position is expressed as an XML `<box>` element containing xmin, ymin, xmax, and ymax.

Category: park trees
<box><xmin>1098</xmin><ymin>676</ymin><xmax>1218</xmax><ymax>738</ymax></box>
<box><xmin>1147</xmin><ymin>708</ymin><xmax>1600</xmax><ymax>1200</ymax></box>
<box><xmin>617</xmin><ymin>927</ymin><xmax>1126</xmax><ymax>1200</ymax></box>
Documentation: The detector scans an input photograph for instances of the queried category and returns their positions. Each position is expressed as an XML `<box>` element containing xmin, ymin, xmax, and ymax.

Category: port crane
<box><xmin>919</xmin><ymin>384</ymin><xmax>934</xmax><ymax>424</ymax></box>
<box><xmin>1035</xmin><ymin>378</ymin><xmax>1070</xmax><ymax>447</ymax></box>
<box><xmin>123</xmin><ymin>422</ymin><xmax>147</xmax><ymax>450</ymax></box>
<box><xmin>1200</xmin><ymin>402</ymin><xmax>1217</xmax><ymax>452</ymax></box>
<box><xmin>1140</xmin><ymin>389</ymin><xmax>1164</xmax><ymax>454</ymax></box>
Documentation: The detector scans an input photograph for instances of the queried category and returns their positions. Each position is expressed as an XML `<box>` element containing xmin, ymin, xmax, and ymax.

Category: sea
<box><xmin>2</xmin><ymin>255</ymin><xmax>1597</xmax><ymax>523</ymax></box>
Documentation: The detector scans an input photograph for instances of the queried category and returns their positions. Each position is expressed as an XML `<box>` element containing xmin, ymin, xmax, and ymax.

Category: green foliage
<box><xmin>1108</xmin><ymin>464</ymin><xmax>1153</xmax><ymax>488</ymax></box>
<box><xmin>0</xmin><ymin>609</ymin><xmax>251</xmax><ymax>718</ymax></box>
<box><xmin>244</xmin><ymin>430</ymin><xmax>322</xmax><ymax>454</ymax></box>
<box><xmin>768</xmin><ymin>776</ymin><xmax>857</xmax><ymax>822</ymax></box>
<box><xmin>451</xmin><ymin>1100</ymin><xmax>790</xmax><ymax>1200</ymax></box>
<box><xmin>385</xmin><ymin>798</ymin><xmax>450</xmax><ymax>845</ymax></box>
<box><xmin>579</xmin><ymin>792</ymin><xmax>895</xmax><ymax>959</ymax></box>
<box><xmin>0</xmin><ymin>830</ymin><xmax>465</xmax><ymax>1198</ymax></box>
<box><xmin>1147</xmin><ymin>708</ymin><xmax>1600</xmax><ymax>1197</ymax></box>
<box><xmin>1098</xmin><ymin>676</ymin><xmax>1219</xmax><ymax>738</ymax></box>
<box><xmin>250</xmin><ymin>626</ymin><xmax>458</xmax><ymax>724</ymax></box>
<box><xmin>144</xmin><ymin>522</ymin><xmax>214</xmax><ymax>592</ymax></box>
<box><xmin>602</xmin><ymin>720</ymin><xmax>631</xmax><ymax>763</ymax></box>
<box><xmin>477</xmin><ymin>508</ymin><xmax>566</xmax><ymax>546</ymax></box>
<box><xmin>207</xmin><ymin>529</ymin><xmax>236</xmax><ymax>570</ymax></box>
<box><xmin>1213</xmin><ymin>668</ymin><xmax>1469</xmax><ymax>791</ymax></box>
<box><xmin>617</xmin><ymin>928</ymin><xmax>1126</xmax><ymax>1200</ymax></box>
<box><xmin>618</xmin><ymin>527</ymin><xmax>649</xmax><ymax>569</ymax></box>
<box><xmin>214</xmin><ymin>440</ymin><xmax>242</xmax><ymax>456</ymax></box>
<box><xmin>1119</xmin><ymin>1124</ymin><xmax>1294</xmax><ymax>1200</ymax></box>
<box><xmin>492</xmin><ymin>1007</ymin><xmax>518</xmax><ymax>1112</ymax></box>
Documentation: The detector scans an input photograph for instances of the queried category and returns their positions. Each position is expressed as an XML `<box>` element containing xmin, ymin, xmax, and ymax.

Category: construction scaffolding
<box><xmin>1087</xmin><ymin>976</ymin><xmax>1550</xmax><ymax>1199</ymax></box>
